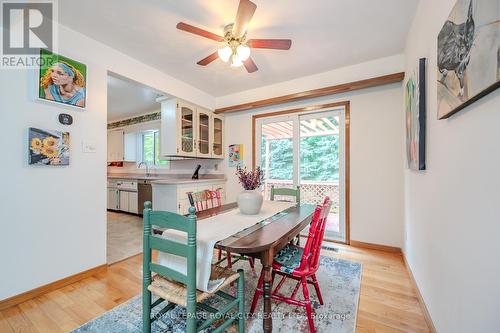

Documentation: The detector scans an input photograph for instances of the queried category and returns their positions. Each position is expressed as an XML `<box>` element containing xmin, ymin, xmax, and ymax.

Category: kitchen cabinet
<box><xmin>160</xmin><ymin>98</ymin><xmax>224</xmax><ymax>159</ymax></box>
<box><xmin>119</xmin><ymin>190</ymin><xmax>138</xmax><ymax>214</ymax></box>
<box><xmin>107</xmin><ymin>188</ymin><xmax>119</xmax><ymax>210</ymax></box>
<box><xmin>128</xmin><ymin>192</ymin><xmax>138</xmax><ymax>214</ymax></box>
<box><xmin>119</xmin><ymin>191</ymin><xmax>129</xmax><ymax>212</ymax></box>
<box><xmin>196</xmin><ymin>108</ymin><xmax>211</xmax><ymax>158</ymax></box>
<box><xmin>211</xmin><ymin>114</ymin><xmax>224</xmax><ymax>158</ymax></box>
<box><xmin>123</xmin><ymin>132</ymin><xmax>137</xmax><ymax>162</ymax></box>
<box><xmin>107</xmin><ymin>130</ymin><xmax>138</xmax><ymax>162</ymax></box>
<box><xmin>107</xmin><ymin>130</ymin><xmax>124</xmax><ymax>162</ymax></box>
<box><xmin>152</xmin><ymin>180</ymin><xmax>226</xmax><ymax>215</ymax></box>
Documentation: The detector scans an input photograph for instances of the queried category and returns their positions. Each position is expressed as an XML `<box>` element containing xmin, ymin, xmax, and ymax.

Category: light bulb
<box><xmin>236</xmin><ymin>45</ymin><xmax>251</xmax><ymax>61</ymax></box>
<box><xmin>217</xmin><ymin>46</ymin><xmax>232</xmax><ymax>62</ymax></box>
<box><xmin>230</xmin><ymin>54</ymin><xmax>243</xmax><ymax>67</ymax></box>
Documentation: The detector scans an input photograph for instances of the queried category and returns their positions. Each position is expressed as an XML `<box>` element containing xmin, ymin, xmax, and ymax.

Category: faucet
<box><xmin>138</xmin><ymin>162</ymin><xmax>151</xmax><ymax>177</ymax></box>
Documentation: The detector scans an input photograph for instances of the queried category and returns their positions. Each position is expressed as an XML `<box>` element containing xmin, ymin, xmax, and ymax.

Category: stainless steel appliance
<box><xmin>138</xmin><ymin>180</ymin><xmax>152</xmax><ymax>214</ymax></box>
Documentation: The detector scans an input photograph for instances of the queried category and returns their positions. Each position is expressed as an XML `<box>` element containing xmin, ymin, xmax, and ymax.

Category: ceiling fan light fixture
<box><xmin>218</xmin><ymin>46</ymin><xmax>232</xmax><ymax>62</ymax></box>
<box><xmin>230</xmin><ymin>54</ymin><xmax>243</xmax><ymax>67</ymax></box>
<box><xmin>236</xmin><ymin>44</ymin><xmax>251</xmax><ymax>61</ymax></box>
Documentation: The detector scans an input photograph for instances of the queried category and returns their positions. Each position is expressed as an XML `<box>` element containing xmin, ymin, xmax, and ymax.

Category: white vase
<box><xmin>237</xmin><ymin>190</ymin><xmax>263</xmax><ymax>215</ymax></box>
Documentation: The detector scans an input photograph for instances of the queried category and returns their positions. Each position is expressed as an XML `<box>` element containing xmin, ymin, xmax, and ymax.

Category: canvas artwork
<box><xmin>228</xmin><ymin>144</ymin><xmax>243</xmax><ymax>167</ymax></box>
<box><xmin>29</xmin><ymin>128</ymin><xmax>70</xmax><ymax>166</ymax></box>
<box><xmin>406</xmin><ymin>58</ymin><xmax>427</xmax><ymax>171</ymax></box>
<box><xmin>437</xmin><ymin>0</ymin><xmax>500</xmax><ymax>119</ymax></box>
<box><xmin>39</xmin><ymin>49</ymin><xmax>87</xmax><ymax>109</ymax></box>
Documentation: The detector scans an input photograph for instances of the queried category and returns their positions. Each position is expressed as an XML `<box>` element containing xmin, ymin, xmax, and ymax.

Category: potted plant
<box><xmin>235</xmin><ymin>166</ymin><xmax>264</xmax><ymax>215</ymax></box>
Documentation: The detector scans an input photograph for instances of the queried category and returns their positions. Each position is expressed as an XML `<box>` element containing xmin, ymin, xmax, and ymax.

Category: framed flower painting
<box><xmin>29</xmin><ymin>128</ymin><xmax>70</xmax><ymax>166</ymax></box>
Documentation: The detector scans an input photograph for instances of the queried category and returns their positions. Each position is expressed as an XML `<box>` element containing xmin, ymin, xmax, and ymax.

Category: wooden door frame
<box><xmin>252</xmin><ymin>101</ymin><xmax>351</xmax><ymax>245</ymax></box>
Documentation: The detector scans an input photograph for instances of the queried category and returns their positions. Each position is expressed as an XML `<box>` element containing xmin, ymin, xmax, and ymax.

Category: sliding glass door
<box><xmin>256</xmin><ymin>107</ymin><xmax>346</xmax><ymax>242</ymax></box>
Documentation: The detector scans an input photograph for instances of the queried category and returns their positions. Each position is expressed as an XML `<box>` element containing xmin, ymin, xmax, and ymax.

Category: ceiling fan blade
<box><xmin>232</xmin><ymin>0</ymin><xmax>257</xmax><ymax>37</ymax></box>
<box><xmin>243</xmin><ymin>57</ymin><xmax>258</xmax><ymax>73</ymax></box>
<box><xmin>176</xmin><ymin>22</ymin><xmax>224</xmax><ymax>42</ymax></box>
<box><xmin>247</xmin><ymin>39</ymin><xmax>292</xmax><ymax>50</ymax></box>
<box><xmin>197</xmin><ymin>51</ymin><xmax>219</xmax><ymax>66</ymax></box>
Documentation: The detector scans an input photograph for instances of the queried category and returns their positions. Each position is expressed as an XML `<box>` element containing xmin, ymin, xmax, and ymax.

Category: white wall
<box><xmin>0</xmin><ymin>23</ymin><xmax>215</xmax><ymax>300</ymax></box>
<box><xmin>221</xmin><ymin>56</ymin><xmax>405</xmax><ymax>247</ymax></box>
<box><xmin>403</xmin><ymin>1</ymin><xmax>500</xmax><ymax>332</ymax></box>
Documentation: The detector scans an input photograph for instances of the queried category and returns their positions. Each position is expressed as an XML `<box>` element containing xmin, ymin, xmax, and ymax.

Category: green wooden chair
<box><xmin>270</xmin><ymin>185</ymin><xmax>301</xmax><ymax>203</ymax></box>
<box><xmin>142</xmin><ymin>201</ymin><xmax>245</xmax><ymax>333</ymax></box>
<box><xmin>271</xmin><ymin>185</ymin><xmax>301</xmax><ymax>245</ymax></box>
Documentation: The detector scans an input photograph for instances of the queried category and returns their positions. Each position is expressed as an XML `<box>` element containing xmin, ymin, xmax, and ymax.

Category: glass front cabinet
<box><xmin>160</xmin><ymin>98</ymin><xmax>224</xmax><ymax>159</ymax></box>
<box><xmin>179</xmin><ymin>102</ymin><xmax>196</xmax><ymax>156</ymax></box>
<box><xmin>196</xmin><ymin>108</ymin><xmax>211</xmax><ymax>158</ymax></box>
<box><xmin>211</xmin><ymin>114</ymin><xmax>224</xmax><ymax>158</ymax></box>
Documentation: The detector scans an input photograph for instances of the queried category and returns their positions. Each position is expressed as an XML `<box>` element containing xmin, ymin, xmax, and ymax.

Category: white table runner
<box><xmin>158</xmin><ymin>201</ymin><xmax>294</xmax><ymax>292</ymax></box>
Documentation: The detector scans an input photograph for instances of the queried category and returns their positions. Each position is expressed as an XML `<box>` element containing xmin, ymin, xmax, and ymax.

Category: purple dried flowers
<box><xmin>235</xmin><ymin>166</ymin><xmax>263</xmax><ymax>190</ymax></box>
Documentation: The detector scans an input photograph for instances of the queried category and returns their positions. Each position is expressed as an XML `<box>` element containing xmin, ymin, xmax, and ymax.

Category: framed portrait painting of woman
<box><xmin>38</xmin><ymin>49</ymin><xmax>87</xmax><ymax>109</ymax></box>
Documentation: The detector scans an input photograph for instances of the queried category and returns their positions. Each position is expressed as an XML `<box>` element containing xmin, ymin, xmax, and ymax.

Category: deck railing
<box><xmin>263</xmin><ymin>179</ymin><xmax>340</xmax><ymax>214</ymax></box>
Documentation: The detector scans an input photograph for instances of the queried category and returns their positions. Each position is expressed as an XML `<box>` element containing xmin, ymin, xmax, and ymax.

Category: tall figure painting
<box><xmin>406</xmin><ymin>58</ymin><xmax>426</xmax><ymax>171</ymax></box>
<box><xmin>437</xmin><ymin>0</ymin><xmax>500</xmax><ymax>119</ymax></box>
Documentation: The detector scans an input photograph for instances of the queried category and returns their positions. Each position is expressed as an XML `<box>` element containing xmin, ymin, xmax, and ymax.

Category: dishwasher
<box><xmin>138</xmin><ymin>180</ymin><xmax>152</xmax><ymax>214</ymax></box>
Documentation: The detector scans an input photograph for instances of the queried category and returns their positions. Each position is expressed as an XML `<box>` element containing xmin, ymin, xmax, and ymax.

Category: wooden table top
<box><xmin>196</xmin><ymin>202</ymin><xmax>316</xmax><ymax>254</ymax></box>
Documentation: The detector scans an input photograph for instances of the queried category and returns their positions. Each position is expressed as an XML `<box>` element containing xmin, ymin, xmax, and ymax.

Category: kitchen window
<box><xmin>141</xmin><ymin>130</ymin><xmax>168</xmax><ymax>166</ymax></box>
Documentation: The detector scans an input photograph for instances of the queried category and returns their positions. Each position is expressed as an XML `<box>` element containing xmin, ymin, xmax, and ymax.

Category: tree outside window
<box><xmin>142</xmin><ymin>130</ymin><xmax>167</xmax><ymax>166</ymax></box>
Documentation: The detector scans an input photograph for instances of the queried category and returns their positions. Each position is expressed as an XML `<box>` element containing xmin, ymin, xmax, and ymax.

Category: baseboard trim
<box><xmin>0</xmin><ymin>264</ymin><xmax>107</xmax><ymax>311</ymax></box>
<box><xmin>402</xmin><ymin>254</ymin><xmax>437</xmax><ymax>333</ymax></box>
<box><xmin>349</xmin><ymin>240</ymin><xmax>402</xmax><ymax>253</ymax></box>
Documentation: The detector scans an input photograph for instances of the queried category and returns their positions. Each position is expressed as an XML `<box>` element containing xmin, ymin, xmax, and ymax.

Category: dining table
<box><xmin>194</xmin><ymin>201</ymin><xmax>316</xmax><ymax>333</ymax></box>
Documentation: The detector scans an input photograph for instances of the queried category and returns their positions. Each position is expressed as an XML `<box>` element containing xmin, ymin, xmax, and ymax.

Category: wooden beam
<box><xmin>215</xmin><ymin>72</ymin><xmax>404</xmax><ymax>114</ymax></box>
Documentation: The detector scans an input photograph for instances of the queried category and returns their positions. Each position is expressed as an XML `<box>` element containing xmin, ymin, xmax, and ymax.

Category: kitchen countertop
<box><xmin>107</xmin><ymin>173</ymin><xmax>226</xmax><ymax>184</ymax></box>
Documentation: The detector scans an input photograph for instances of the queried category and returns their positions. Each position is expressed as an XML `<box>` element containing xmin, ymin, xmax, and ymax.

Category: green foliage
<box><xmin>300</xmin><ymin>135</ymin><xmax>339</xmax><ymax>181</ymax></box>
<box><xmin>261</xmin><ymin>135</ymin><xmax>339</xmax><ymax>181</ymax></box>
<box><xmin>154</xmin><ymin>132</ymin><xmax>167</xmax><ymax>165</ymax></box>
<box><xmin>143</xmin><ymin>132</ymin><xmax>155</xmax><ymax>165</ymax></box>
<box><xmin>143</xmin><ymin>131</ymin><xmax>167</xmax><ymax>166</ymax></box>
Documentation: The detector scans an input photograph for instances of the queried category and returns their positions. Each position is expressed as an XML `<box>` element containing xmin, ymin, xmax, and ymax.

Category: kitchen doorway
<box><xmin>106</xmin><ymin>73</ymin><xmax>165</xmax><ymax>264</ymax></box>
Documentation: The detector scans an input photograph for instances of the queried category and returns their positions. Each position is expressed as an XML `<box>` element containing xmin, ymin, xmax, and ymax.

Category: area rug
<box><xmin>72</xmin><ymin>256</ymin><xmax>362</xmax><ymax>333</ymax></box>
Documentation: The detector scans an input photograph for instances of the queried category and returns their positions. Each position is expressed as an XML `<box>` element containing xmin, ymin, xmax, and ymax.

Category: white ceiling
<box><xmin>60</xmin><ymin>0</ymin><xmax>419</xmax><ymax>97</ymax></box>
<box><xmin>107</xmin><ymin>75</ymin><xmax>161</xmax><ymax>122</ymax></box>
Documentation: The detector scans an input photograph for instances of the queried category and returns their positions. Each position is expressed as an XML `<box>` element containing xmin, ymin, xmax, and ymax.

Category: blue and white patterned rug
<box><xmin>72</xmin><ymin>256</ymin><xmax>362</xmax><ymax>333</ymax></box>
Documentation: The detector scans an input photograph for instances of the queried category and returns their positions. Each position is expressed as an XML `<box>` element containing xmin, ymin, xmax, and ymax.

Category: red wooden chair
<box><xmin>187</xmin><ymin>189</ymin><xmax>256</xmax><ymax>276</ymax></box>
<box><xmin>249</xmin><ymin>197</ymin><xmax>332</xmax><ymax>333</ymax></box>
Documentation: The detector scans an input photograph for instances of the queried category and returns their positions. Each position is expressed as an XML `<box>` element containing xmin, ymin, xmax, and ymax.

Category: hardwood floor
<box><xmin>0</xmin><ymin>244</ymin><xmax>431</xmax><ymax>332</ymax></box>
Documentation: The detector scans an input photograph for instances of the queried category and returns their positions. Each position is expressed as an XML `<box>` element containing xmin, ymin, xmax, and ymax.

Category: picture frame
<box><xmin>28</xmin><ymin>127</ymin><xmax>70</xmax><ymax>166</ymax></box>
<box><xmin>405</xmin><ymin>58</ymin><xmax>426</xmax><ymax>171</ymax></box>
<box><xmin>437</xmin><ymin>0</ymin><xmax>500</xmax><ymax>119</ymax></box>
<box><xmin>228</xmin><ymin>144</ymin><xmax>243</xmax><ymax>167</ymax></box>
<box><xmin>38</xmin><ymin>49</ymin><xmax>87</xmax><ymax>110</ymax></box>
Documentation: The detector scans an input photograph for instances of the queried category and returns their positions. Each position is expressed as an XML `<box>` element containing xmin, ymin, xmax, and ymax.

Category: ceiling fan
<box><xmin>176</xmin><ymin>0</ymin><xmax>292</xmax><ymax>73</ymax></box>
